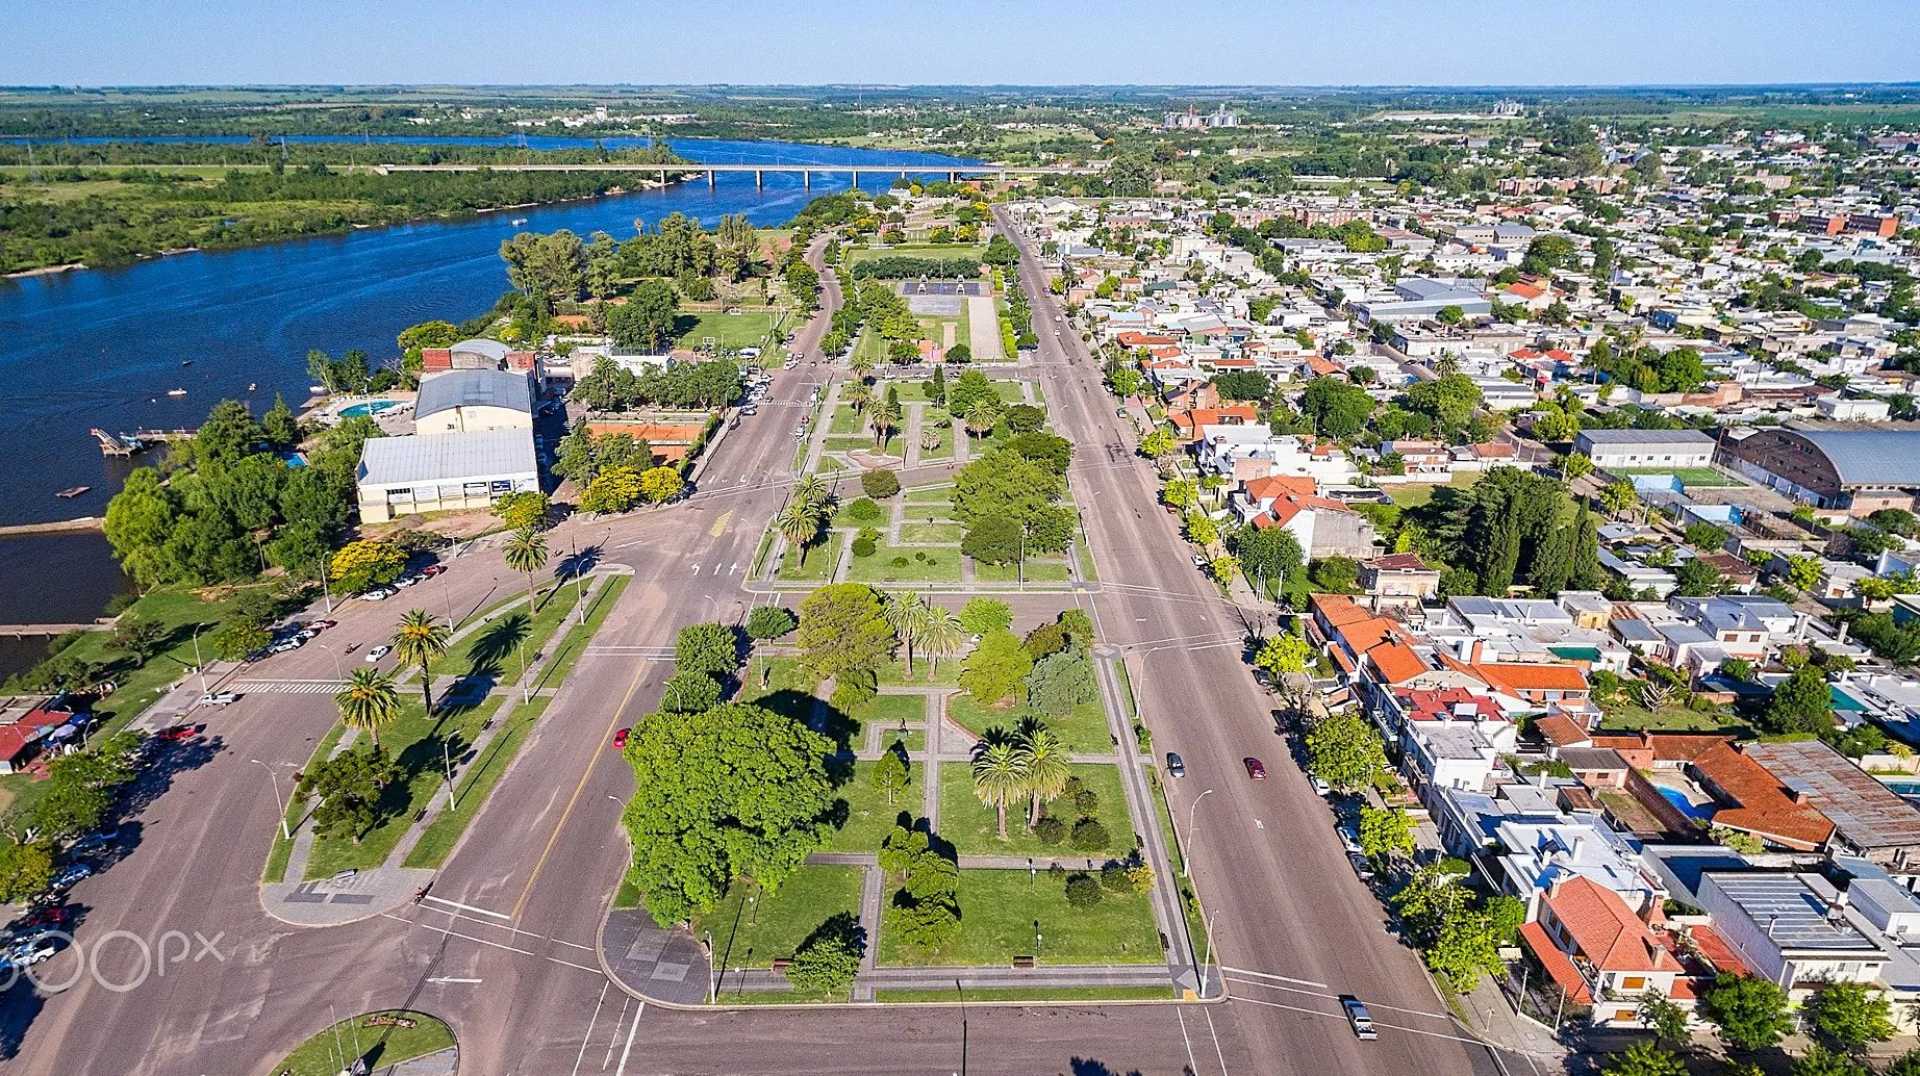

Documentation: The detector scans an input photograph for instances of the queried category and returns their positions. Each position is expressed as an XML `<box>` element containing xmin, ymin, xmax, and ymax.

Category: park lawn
<box><xmin>877</xmin><ymin>869</ymin><xmax>1162</xmax><ymax>967</ymax></box>
<box><xmin>877</xmin><ymin>985</ymin><xmax>1173</xmax><ymax>1003</ymax></box>
<box><xmin>918</xmin><ymin>422</ymin><xmax>954</xmax><ymax>461</ymax></box>
<box><xmin>535</xmin><ymin>576</ymin><xmax>631</xmax><ymax>688</ymax></box>
<box><xmin>990</xmin><ymin>381</ymin><xmax>1029</xmax><ymax>404</ymax></box>
<box><xmin>904</xmin><ymin>484</ymin><xmax>954</xmax><ymax>503</ymax></box>
<box><xmin>876</xmin><ymin>656</ymin><xmax>962</xmax><ymax>689</ymax></box>
<box><xmin>846</xmin><ymin>541</ymin><xmax>963</xmax><ymax>585</ymax></box>
<box><xmin>430</xmin><ymin>582</ymin><xmax>574</xmax><ymax>680</ymax></box>
<box><xmin>830</xmin><ymin>760</ymin><xmax>920</xmax><ymax>853</ymax></box>
<box><xmin>274</xmin><ymin>1011</ymin><xmax>455</xmax><ymax>1076</ymax></box>
<box><xmin>777</xmin><ymin>533</ymin><xmax>842</xmax><ymax>583</ymax></box>
<box><xmin>828</xmin><ymin>404</ymin><xmax>865</xmax><ymax>435</ymax></box>
<box><xmin>902</xmin><ymin>503</ymin><xmax>958</xmax><ymax>522</ymax></box>
<box><xmin>36</xmin><ymin>584</ymin><xmax>255</xmax><ymax>735</ymax></box>
<box><xmin>854</xmin><ymin>328</ymin><xmax>890</xmax><ymax>366</ymax></box>
<box><xmin>972</xmin><ymin>560</ymin><xmax>1071</xmax><ymax>584</ymax></box>
<box><xmin>856</xmin><ymin>692</ymin><xmax>928</xmax><ymax>728</ymax></box>
<box><xmin>947</xmin><ymin>693</ymin><xmax>1113</xmax><ymax>754</ymax></box>
<box><xmin>303</xmin><ymin>695</ymin><xmax>507</xmax><ymax>879</ymax></box>
<box><xmin>743</xmin><ymin>655</ymin><xmax>821</xmax><ymax>725</ymax></box>
<box><xmin>693</xmin><ymin>866</ymin><xmax>865</xmax><ymax>969</ymax></box>
<box><xmin>937</xmin><ymin>763</ymin><xmax>1135</xmax><ymax>859</ymax></box>
<box><xmin>403</xmin><ymin>696</ymin><xmax>550</xmax><ymax>869</ymax></box>
<box><xmin>900</xmin><ymin>522</ymin><xmax>963</xmax><ymax>544</ymax></box>
<box><xmin>881</xmin><ymin>728</ymin><xmax>927</xmax><ymax>755</ymax></box>
<box><xmin>823</xmin><ymin>435</ymin><xmax>877</xmax><ymax>454</ymax></box>
<box><xmin>846</xmin><ymin>243</ymin><xmax>987</xmax><ymax>264</ymax></box>
<box><xmin>1076</xmin><ymin>540</ymin><xmax>1099</xmax><ymax>583</ymax></box>
<box><xmin>677</xmin><ymin>310</ymin><xmax>778</xmax><ymax>351</ymax></box>
<box><xmin>612</xmin><ymin>876</ymin><xmax>643</xmax><ymax>909</ymax></box>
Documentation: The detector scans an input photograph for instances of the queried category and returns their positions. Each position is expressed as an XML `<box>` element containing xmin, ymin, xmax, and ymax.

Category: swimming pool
<box><xmin>1880</xmin><ymin>778</ymin><xmax>1920</xmax><ymax>798</ymax></box>
<box><xmin>337</xmin><ymin>400</ymin><xmax>400</xmax><ymax>419</ymax></box>
<box><xmin>1655</xmin><ymin>786</ymin><xmax>1716</xmax><ymax>821</ymax></box>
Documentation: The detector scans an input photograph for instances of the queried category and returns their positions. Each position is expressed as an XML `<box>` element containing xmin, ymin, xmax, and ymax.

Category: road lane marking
<box><xmin>1220</xmin><ymin>966</ymin><xmax>1328</xmax><ymax>989</ymax></box>
<box><xmin>1232</xmin><ymin>994</ymin><xmax>1484</xmax><ymax>1044</ymax></box>
<box><xmin>386</xmin><ymin>912</ymin><xmax>533</xmax><ymax>955</ymax></box>
<box><xmin>417</xmin><ymin>902</ymin><xmax>597</xmax><ymax>950</ymax></box>
<box><xmin>615</xmin><ymin>1002</ymin><xmax>644</xmax><ymax>1076</ymax></box>
<box><xmin>1173</xmin><ymin>1006</ymin><xmax>1203</xmax><ymax>1076</ymax></box>
<box><xmin>709</xmin><ymin>510</ymin><xmax>732</xmax><ymax>537</ymax></box>
<box><xmin>571</xmin><ymin>981</ymin><xmax>611</xmax><ymax>1076</ymax></box>
<box><xmin>1203</xmin><ymin>1007</ymin><xmax>1231</xmax><ymax>1076</ymax></box>
<box><xmin>423</xmin><ymin>895</ymin><xmax>510</xmax><ymax>920</ymax></box>
<box><xmin>512</xmin><ymin>659</ymin><xmax>651</xmax><ymax>921</ymax></box>
<box><xmin>1223</xmin><ymin>974</ymin><xmax>1451</xmax><ymax>1021</ymax></box>
<box><xmin>602</xmin><ymin>996</ymin><xmax>632</xmax><ymax>1070</ymax></box>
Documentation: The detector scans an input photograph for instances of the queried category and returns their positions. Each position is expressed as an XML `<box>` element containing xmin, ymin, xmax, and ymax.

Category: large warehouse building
<box><xmin>1575</xmin><ymin>428</ymin><xmax>1717</xmax><ymax>470</ymax></box>
<box><xmin>1720</xmin><ymin>425</ymin><xmax>1920</xmax><ymax>513</ymax></box>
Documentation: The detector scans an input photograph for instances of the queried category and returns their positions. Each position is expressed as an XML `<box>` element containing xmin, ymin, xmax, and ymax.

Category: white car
<box><xmin>1309</xmin><ymin>776</ymin><xmax>1333</xmax><ymax>797</ymax></box>
<box><xmin>365</xmin><ymin>645</ymin><xmax>392</xmax><ymax>663</ymax></box>
<box><xmin>360</xmin><ymin>587</ymin><xmax>396</xmax><ymax>601</ymax></box>
<box><xmin>198</xmin><ymin>692</ymin><xmax>239</xmax><ymax>707</ymax></box>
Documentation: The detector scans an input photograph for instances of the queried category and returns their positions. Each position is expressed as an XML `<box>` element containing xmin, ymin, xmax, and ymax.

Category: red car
<box><xmin>421</xmin><ymin>564</ymin><xmax>447</xmax><ymax>578</ymax></box>
<box><xmin>308</xmin><ymin>619</ymin><xmax>337</xmax><ymax>631</ymax></box>
<box><xmin>612</xmin><ymin>728</ymin><xmax>630</xmax><ymax>750</ymax></box>
<box><xmin>1243</xmin><ymin>757</ymin><xmax>1267</xmax><ymax>780</ymax></box>
<box><xmin>157</xmin><ymin>724</ymin><xmax>205</xmax><ymax>743</ymax></box>
<box><xmin>20</xmin><ymin>905</ymin><xmax>70</xmax><ymax>930</ymax></box>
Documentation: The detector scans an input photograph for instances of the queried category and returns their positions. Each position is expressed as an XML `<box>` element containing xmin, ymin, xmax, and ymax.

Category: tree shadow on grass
<box><xmin>464</xmin><ymin>612</ymin><xmax>531</xmax><ymax>679</ymax></box>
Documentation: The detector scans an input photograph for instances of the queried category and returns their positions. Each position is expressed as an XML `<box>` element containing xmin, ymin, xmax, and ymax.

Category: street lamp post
<box><xmin>251</xmin><ymin>759</ymin><xmax>292</xmax><ymax>840</ymax></box>
<box><xmin>315</xmin><ymin>555</ymin><xmax>335</xmax><ymax>615</ymax></box>
<box><xmin>703</xmin><ymin>930</ymin><xmax>717</xmax><ymax>1004</ymax></box>
<box><xmin>192</xmin><ymin>628</ymin><xmax>209</xmax><ymax>695</ymax></box>
<box><xmin>317</xmin><ymin>643</ymin><xmax>343</xmax><ymax>683</ymax></box>
<box><xmin>1199</xmin><ymin>908</ymin><xmax>1220</xmax><ymax>999</ymax></box>
<box><xmin>1182</xmin><ymin>788</ymin><xmax>1215</xmax><ymax>879</ymax></box>
<box><xmin>442</xmin><ymin>739</ymin><xmax>459</xmax><ymax>810</ymax></box>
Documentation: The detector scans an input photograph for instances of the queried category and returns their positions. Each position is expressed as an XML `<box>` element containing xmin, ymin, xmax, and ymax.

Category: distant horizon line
<box><xmin>5</xmin><ymin>81</ymin><xmax>1920</xmax><ymax>94</ymax></box>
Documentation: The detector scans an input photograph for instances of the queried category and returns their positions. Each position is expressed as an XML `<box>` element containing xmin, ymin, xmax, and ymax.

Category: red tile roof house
<box><xmin>1167</xmin><ymin>404</ymin><xmax>1260</xmax><ymax>442</ymax></box>
<box><xmin>1521</xmin><ymin>876</ymin><xmax>1694</xmax><ymax>1028</ymax></box>
<box><xmin>0</xmin><ymin>696</ymin><xmax>86</xmax><ymax>775</ymax></box>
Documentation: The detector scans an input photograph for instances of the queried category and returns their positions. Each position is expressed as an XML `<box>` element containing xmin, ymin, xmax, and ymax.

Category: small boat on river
<box><xmin>56</xmin><ymin>486</ymin><xmax>89</xmax><ymax>499</ymax></box>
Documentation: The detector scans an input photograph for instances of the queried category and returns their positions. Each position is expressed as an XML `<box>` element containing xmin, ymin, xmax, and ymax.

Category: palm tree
<box><xmin>778</xmin><ymin>500</ymin><xmax>822</xmax><ymax>567</ymax></box>
<box><xmin>503</xmin><ymin>526</ymin><xmax>550</xmax><ymax>615</ymax></box>
<box><xmin>971</xmin><ymin>741</ymin><xmax>1030</xmax><ymax>842</ymax></box>
<box><xmin>964</xmin><ymin>401</ymin><xmax>997</xmax><ymax>443</ymax></box>
<box><xmin>334</xmin><ymin>668</ymin><xmax>401</xmax><ymax>747</ymax></box>
<box><xmin>882</xmin><ymin>593</ymin><xmax>935</xmax><ymax>676</ymax></box>
<box><xmin>792</xmin><ymin>474</ymin><xmax>830</xmax><ymax>510</ymax></box>
<box><xmin>1019</xmin><ymin>726</ymin><xmax>1072</xmax><ymax>827</ymax></box>
<box><xmin>843</xmin><ymin>382</ymin><xmax>872</xmax><ymax>414</ymax></box>
<box><xmin>870</xmin><ymin>399</ymin><xmax>902</xmax><ymax>453</ymax></box>
<box><xmin>849</xmin><ymin>350</ymin><xmax>876</xmax><ymax>379</ymax></box>
<box><xmin>920</xmin><ymin>608</ymin><xmax>967</xmax><ymax>681</ymax></box>
<box><xmin>391</xmin><ymin>608</ymin><xmax>451</xmax><ymax>715</ymax></box>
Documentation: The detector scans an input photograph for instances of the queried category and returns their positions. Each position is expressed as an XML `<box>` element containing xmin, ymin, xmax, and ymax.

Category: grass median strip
<box><xmin>878</xmin><ymin>869</ymin><xmax>1162</xmax><ymax>967</ymax></box>
<box><xmin>273</xmin><ymin>1010</ymin><xmax>454</xmax><ymax>1076</ymax></box>
<box><xmin>403</xmin><ymin>696</ymin><xmax>551</xmax><ymax>869</ymax></box>
<box><xmin>876</xmin><ymin>985</ymin><xmax>1174</xmax><ymax>1004</ymax></box>
<box><xmin>537</xmin><ymin>575</ymin><xmax>630</xmax><ymax>687</ymax></box>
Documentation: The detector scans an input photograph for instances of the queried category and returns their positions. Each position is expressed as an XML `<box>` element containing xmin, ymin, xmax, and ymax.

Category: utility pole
<box><xmin>442</xmin><ymin>740</ymin><xmax>458</xmax><ymax>809</ymax></box>
<box><xmin>192</xmin><ymin>628</ymin><xmax>209</xmax><ymax>695</ymax></box>
<box><xmin>252</xmin><ymin>760</ymin><xmax>291</xmax><ymax>841</ymax></box>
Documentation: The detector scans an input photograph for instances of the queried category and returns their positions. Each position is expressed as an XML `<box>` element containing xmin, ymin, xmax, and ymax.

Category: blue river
<box><xmin>0</xmin><ymin>137</ymin><xmax>979</xmax><ymax>635</ymax></box>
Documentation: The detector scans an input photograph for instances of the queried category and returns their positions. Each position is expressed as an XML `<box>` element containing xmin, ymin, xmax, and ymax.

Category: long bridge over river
<box><xmin>372</xmin><ymin>161</ymin><xmax>1102</xmax><ymax>190</ymax></box>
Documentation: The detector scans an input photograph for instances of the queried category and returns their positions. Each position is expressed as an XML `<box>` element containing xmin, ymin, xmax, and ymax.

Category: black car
<box><xmin>1165</xmin><ymin>752</ymin><xmax>1186</xmax><ymax>778</ymax></box>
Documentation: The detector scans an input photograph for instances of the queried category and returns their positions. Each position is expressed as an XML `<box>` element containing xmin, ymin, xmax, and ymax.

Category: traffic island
<box><xmin>271</xmin><ymin>1010</ymin><xmax>455</xmax><ymax>1076</ymax></box>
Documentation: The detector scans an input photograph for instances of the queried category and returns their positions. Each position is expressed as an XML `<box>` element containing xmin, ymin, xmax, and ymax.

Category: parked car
<box><xmin>308</xmin><ymin>619</ymin><xmax>337</xmax><ymax>631</ymax></box>
<box><xmin>365</xmin><ymin>645</ymin><xmax>392</xmax><ymax>663</ymax></box>
<box><xmin>1165</xmin><ymin>752</ymin><xmax>1186</xmax><ymax>779</ymax></box>
<box><xmin>612</xmin><ymin>728</ymin><xmax>630</xmax><ymax>750</ymax></box>
<box><xmin>1347</xmin><ymin>852</ymin><xmax>1376</xmax><ymax>882</ymax></box>
<box><xmin>741</xmin><ymin>406</ymin><xmax>758</xmax><ymax>416</ymax></box>
<box><xmin>1341</xmin><ymin>996</ymin><xmax>1377</xmax><ymax>1040</ymax></box>
<box><xmin>198</xmin><ymin>692</ymin><xmax>239</xmax><ymax>707</ymax></box>
<box><xmin>50</xmin><ymin>864</ymin><xmax>93</xmax><ymax>890</ymax></box>
<box><xmin>1243</xmin><ymin>757</ymin><xmax>1267</xmax><ymax>780</ymax></box>
<box><xmin>421</xmin><ymin>564</ymin><xmax>447</xmax><ymax>578</ymax></box>
<box><xmin>1336</xmin><ymin>823</ymin><xmax>1363</xmax><ymax>856</ymax></box>
<box><xmin>156</xmin><ymin>724</ymin><xmax>204</xmax><ymax>743</ymax></box>
<box><xmin>1309</xmin><ymin>775</ymin><xmax>1332</xmax><ymax>797</ymax></box>
<box><xmin>360</xmin><ymin>587</ymin><xmax>396</xmax><ymax>601</ymax></box>
<box><xmin>8</xmin><ymin>940</ymin><xmax>59</xmax><ymax>967</ymax></box>
<box><xmin>19</xmin><ymin>905</ymin><xmax>70</xmax><ymax>931</ymax></box>
<box><xmin>394</xmin><ymin>574</ymin><xmax>421</xmax><ymax>588</ymax></box>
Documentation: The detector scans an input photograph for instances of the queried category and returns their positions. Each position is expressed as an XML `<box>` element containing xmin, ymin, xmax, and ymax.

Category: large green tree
<box><xmin>1701</xmin><ymin>974</ymin><xmax>1794</xmax><ymax>1052</ymax></box>
<box><xmin>1305</xmin><ymin>712</ymin><xmax>1388</xmax><ymax>791</ymax></box>
<box><xmin>608</xmin><ymin>280</ymin><xmax>682</xmax><ymax>351</ymax></box>
<box><xmin>960</xmin><ymin>629</ymin><xmax>1034</xmax><ymax>706</ymax></box>
<box><xmin>1802</xmin><ymin>979</ymin><xmax>1896</xmax><ymax>1051</ymax></box>
<box><xmin>620</xmin><ymin>702</ymin><xmax>837</xmax><ymax>926</ymax></box>
<box><xmin>1765</xmin><ymin>664</ymin><xmax>1836</xmax><ymax>737</ymax></box>
<box><xmin>797</xmin><ymin>584</ymin><xmax>895</xmax><ymax>683</ymax></box>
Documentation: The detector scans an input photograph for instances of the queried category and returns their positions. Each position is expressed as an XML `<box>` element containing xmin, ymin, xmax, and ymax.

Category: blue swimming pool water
<box><xmin>1880</xmin><ymin>778</ymin><xmax>1920</xmax><ymax>797</ymax></box>
<box><xmin>337</xmin><ymin>401</ymin><xmax>399</xmax><ymax>419</ymax></box>
<box><xmin>1656</xmin><ymin>786</ymin><xmax>1716</xmax><ymax>820</ymax></box>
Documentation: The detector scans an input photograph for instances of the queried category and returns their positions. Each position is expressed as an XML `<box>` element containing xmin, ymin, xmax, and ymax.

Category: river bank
<box><xmin>0</xmin><ymin>136</ymin><xmax>978</xmax><ymax>632</ymax></box>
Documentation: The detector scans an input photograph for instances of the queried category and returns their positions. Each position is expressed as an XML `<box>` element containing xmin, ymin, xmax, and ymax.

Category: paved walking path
<box><xmin>808</xmin><ymin>852</ymin><xmax>1148</xmax><ymax>871</ymax></box>
<box><xmin>967</xmin><ymin>297</ymin><xmax>1004</xmax><ymax>363</ymax></box>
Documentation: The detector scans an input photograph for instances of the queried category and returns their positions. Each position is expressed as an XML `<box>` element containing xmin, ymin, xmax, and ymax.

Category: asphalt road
<box><xmin>3</xmin><ymin>232</ymin><xmax>1532</xmax><ymax>1076</ymax></box>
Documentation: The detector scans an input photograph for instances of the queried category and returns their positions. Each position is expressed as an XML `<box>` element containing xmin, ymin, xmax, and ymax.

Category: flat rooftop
<box><xmin>1704</xmin><ymin>872</ymin><xmax>1878</xmax><ymax>953</ymax></box>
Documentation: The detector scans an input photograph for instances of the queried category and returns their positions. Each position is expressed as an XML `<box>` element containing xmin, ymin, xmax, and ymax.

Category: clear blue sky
<box><xmin>4</xmin><ymin>0</ymin><xmax>1917</xmax><ymax>87</ymax></box>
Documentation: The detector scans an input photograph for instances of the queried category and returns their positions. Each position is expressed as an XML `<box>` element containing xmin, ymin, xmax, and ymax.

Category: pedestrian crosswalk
<box><xmin>232</xmin><ymin>679</ymin><xmax>347</xmax><ymax>694</ymax></box>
